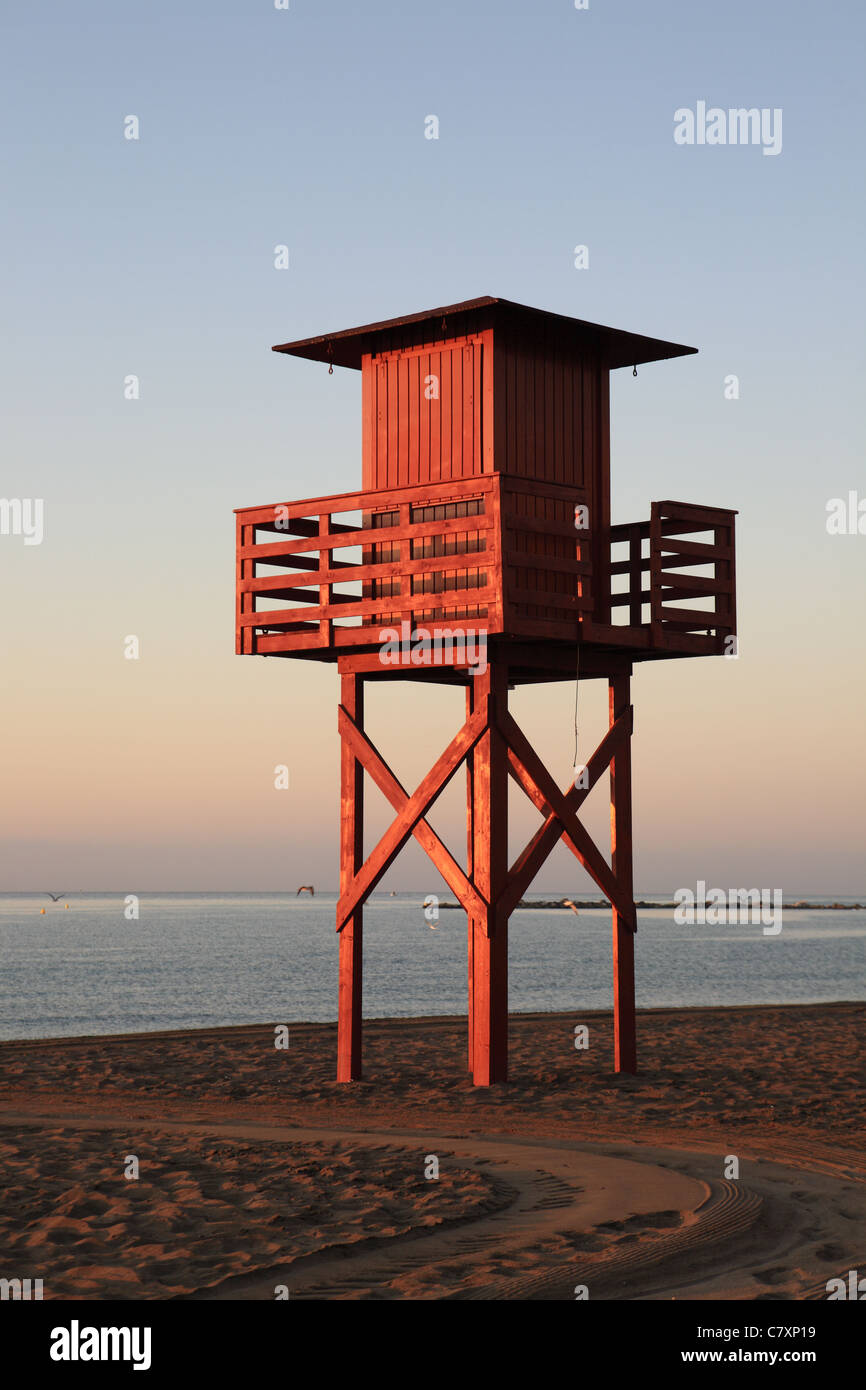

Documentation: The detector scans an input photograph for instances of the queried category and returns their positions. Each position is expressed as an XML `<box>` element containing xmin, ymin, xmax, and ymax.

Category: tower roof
<box><xmin>272</xmin><ymin>296</ymin><xmax>697</xmax><ymax>371</ymax></box>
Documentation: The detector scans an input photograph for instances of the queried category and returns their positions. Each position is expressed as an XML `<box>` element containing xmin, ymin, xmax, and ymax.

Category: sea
<box><xmin>0</xmin><ymin>893</ymin><xmax>863</xmax><ymax>1041</ymax></box>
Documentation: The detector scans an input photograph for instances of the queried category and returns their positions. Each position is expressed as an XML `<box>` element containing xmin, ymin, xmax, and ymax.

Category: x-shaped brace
<box><xmin>336</xmin><ymin>698</ymin><xmax>490</xmax><ymax>930</ymax></box>
<box><xmin>499</xmin><ymin>707</ymin><xmax>637</xmax><ymax>931</ymax></box>
<box><xmin>335</xmin><ymin>695</ymin><xmax>635</xmax><ymax>936</ymax></box>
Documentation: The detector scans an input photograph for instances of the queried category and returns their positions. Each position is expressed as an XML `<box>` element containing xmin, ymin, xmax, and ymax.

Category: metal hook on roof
<box><xmin>633</xmin><ymin>365</ymin><xmax>637</xmax><ymax>377</ymax></box>
<box><xmin>327</xmin><ymin>340</ymin><xmax>334</xmax><ymax>375</ymax></box>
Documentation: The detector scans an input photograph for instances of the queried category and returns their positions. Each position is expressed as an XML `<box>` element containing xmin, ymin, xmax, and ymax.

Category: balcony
<box><xmin>235</xmin><ymin>479</ymin><xmax>735</xmax><ymax>668</ymax></box>
<box><xmin>588</xmin><ymin>499</ymin><xmax>737</xmax><ymax>658</ymax></box>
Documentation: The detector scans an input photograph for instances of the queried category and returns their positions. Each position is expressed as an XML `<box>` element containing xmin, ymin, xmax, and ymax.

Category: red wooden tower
<box><xmin>235</xmin><ymin>297</ymin><xmax>737</xmax><ymax>1086</ymax></box>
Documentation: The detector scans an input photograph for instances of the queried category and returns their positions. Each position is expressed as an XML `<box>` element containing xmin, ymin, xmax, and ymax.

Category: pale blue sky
<box><xmin>2</xmin><ymin>1</ymin><xmax>864</xmax><ymax>892</ymax></box>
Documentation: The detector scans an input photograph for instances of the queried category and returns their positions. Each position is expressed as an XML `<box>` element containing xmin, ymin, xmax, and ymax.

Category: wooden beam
<box><xmin>471</xmin><ymin>664</ymin><xmax>509</xmax><ymax>1085</ymax></box>
<box><xmin>610</xmin><ymin>672</ymin><xmax>637</xmax><ymax>1074</ymax></box>
<box><xmin>337</xmin><ymin>706</ymin><xmax>487</xmax><ymax>921</ymax></box>
<box><xmin>499</xmin><ymin>706</ymin><xmax>633</xmax><ymax>917</ymax></box>
<box><xmin>336</xmin><ymin>699</ymin><xmax>489</xmax><ymax>929</ymax></box>
<box><xmin>337</xmin><ymin>674</ymin><xmax>364</xmax><ymax>1082</ymax></box>
<box><xmin>466</xmin><ymin>683</ymin><xmax>476</xmax><ymax>1072</ymax></box>
<box><xmin>501</xmin><ymin>713</ymin><xmax>635</xmax><ymax>926</ymax></box>
<box><xmin>241</xmin><ymin>508</ymin><xmax>494</xmax><ymax>561</ymax></box>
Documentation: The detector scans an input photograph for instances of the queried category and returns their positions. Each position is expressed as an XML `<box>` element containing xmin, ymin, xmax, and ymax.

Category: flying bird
<box><xmin>45</xmin><ymin>892</ymin><xmax>67</xmax><ymax>903</ymax></box>
<box><xmin>296</xmin><ymin>885</ymin><xmax>315</xmax><ymax>896</ymax></box>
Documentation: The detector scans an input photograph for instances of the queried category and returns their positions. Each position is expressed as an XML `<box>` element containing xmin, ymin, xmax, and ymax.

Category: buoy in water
<box><xmin>40</xmin><ymin>908</ymin><xmax>45</xmax><ymax>914</ymax></box>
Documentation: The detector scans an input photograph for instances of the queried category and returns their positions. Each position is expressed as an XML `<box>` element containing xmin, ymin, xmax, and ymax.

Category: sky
<box><xmin>1</xmin><ymin>0</ymin><xmax>864</xmax><ymax>894</ymax></box>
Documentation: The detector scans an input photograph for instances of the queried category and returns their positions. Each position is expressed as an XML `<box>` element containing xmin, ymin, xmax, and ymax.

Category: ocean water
<box><xmin>0</xmin><ymin>893</ymin><xmax>863</xmax><ymax>1041</ymax></box>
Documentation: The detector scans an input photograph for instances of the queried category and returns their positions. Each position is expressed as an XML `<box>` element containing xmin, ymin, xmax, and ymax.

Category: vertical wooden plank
<box><xmin>318</xmin><ymin>512</ymin><xmax>333</xmax><ymax>645</ymax></box>
<box><xmin>440</xmin><ymin>348</ymin><xmax>452</xmax><ymax>481</ymax></box>
<box><xmin>520</xmin><ymin>345</ymin><xmax>531</xmax><ymax>478</ymax></box>
<box><xmin>628</xmin><ymin>523</ymin><xmax>643</xmax><ymax>627</ymax></box>
<box><xmin>509</xmin><ymin>345</ymin><xmax>519</xmax><ymax>477</ymax></box>
<box><xmin>481</xmin><ymin>330</ymin><xmax>494</xmax><ymax>475</ymax></box>
<box><xmin>609</xmin><ymin>671</ymin><xmax>636</xmax><ymax>1074</ymax></box>
<box><xmin>361</xmin><ymin>354</ymin><xmax>374</xmax><ymax>491</ymax></box>
<box><xmin>463</xmin><ymin>343</ymin><xmax>474</xmax><ymax>479</ymax></box>
<box><xmin>376</xmin><ymin>359</ymin><xmax>389</xmax><ymax>491</ymax></box>
<box><xmin>537</xmin><ymin>340</ymin><xmax>547</xmax><ymax>482</ymax></box>
<box><xmin>716</xmin><ymin>515</ymin><xmax>736</xmax><ymax>641</ymax></box>
<box><xmin>491</xmin><ymin>475</ymin><xmax>506</xmax><ymax>633</ymax></box>
<box><xmin>408</xmin><ymin>352</ymin><xmax>420</xmax><ymax>487</ymax></box>
<box><xmin>430</xmin><ymin>349</ymin><xmax>441</xmax><ymax>484</ymax></box>
<box><xmin>236</xmin><ymin>517</ymin><xmax>254</xmax><ymax>655</ymax></box>
<box><xmin>649</xmin><ymin>502</ymin><xmax>663</xmax><ymax>645</ymax></box>
<box><xmin>544</xmin><ymin>346</ymin><xmax>553</xmax><ymax>483</ymax></box>
<box><xmin>726</xmin><ymin>515</ymin><xmax>737</xmax><ymax>639</ymax></box>
<box><xmin>419</xmin><ymin>351</ymin><xmax>431</xmax><ymax>484</ymax></box>
<box><xmin>399</xmin><ymin>501</ymin><xmax>412</xmax><ymax>633</ymax></box>
<box><xmin>337</xmin><ymin>673</ymin><xmax>364</xmax><ymax>1082</ymax></box>
<box><xmin>397</xmin><ymin>354</ymin><xmax>409</xmax><ymax>487</ymax></box>
<box><xmin>471</xmin><ymin>662</ymin><xmax>509</xmax><ymax>1086</ymax></box>
<box><xmin>387</xmin><ymin>357</ymin><xmax>399</xmax><ymax>489</ymax></box>
<box><xmin>572</xmin><ymin>359</ymin><xmax>582</xmax><ymax>496</ymax></box>
<box><xmin>451</xmin><ymin>342</ymin><xmax>463</xmax><ymax>477</ymax></box>
<box><xmin>594</xmin><ymin>362</ymin><xmax>611</xmax><ymax>623</ymax></box>
<box><xmin>562</xmin><ymin>354</ymin><xmax>575</xmax><ymax>487</ymax></box>
<box><xmin>552</xmin><ymin>346</ymin><xmax>563</xmax><ymax>485</ymax></box>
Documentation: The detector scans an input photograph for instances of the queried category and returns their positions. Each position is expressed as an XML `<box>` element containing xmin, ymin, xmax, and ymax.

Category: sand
<box><xmin>0</xmin><ymin>1002</ymin><xmax>863</xmax><ymax>1300</ymax></box>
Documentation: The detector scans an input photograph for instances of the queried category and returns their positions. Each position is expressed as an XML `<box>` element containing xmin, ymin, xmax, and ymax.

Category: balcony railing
<box><xmin>236</xmin><ymin>475</ymin><xmax>592</xmax><ymax>658</ymax></box>
<box><xmin>235</xmin><ymin>483</ymin><xmax>735</xmax><ymax>661</ymax></box>
<box><xmin>602</xmin><ymin>500</ymin><xmax>737</xmax><ymax>653</ymax></box>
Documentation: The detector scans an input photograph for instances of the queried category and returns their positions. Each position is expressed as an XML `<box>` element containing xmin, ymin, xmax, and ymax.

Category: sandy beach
<box><xmin>1</xmin><ymin>1002</ymin><xmax>863</xmax><ymax>1300</ymax></box>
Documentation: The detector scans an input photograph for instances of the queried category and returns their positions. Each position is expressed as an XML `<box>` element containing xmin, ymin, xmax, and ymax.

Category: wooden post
<box><xmin>337</xmin><ymin>673</ymin><xmax>364</xmax><ymax>1081</ymax></box>
<box><xmin>609</xmin><ymin>670</ymin><xmax>637</xmax><ymax>1073</ymax></box>
<box><xmin>471</xmin><ymin>662</ymin><xmax>509</xmax><ymax>1085</ymax></box>
<box><xmin>466</xmin><ymin>682</ymin><xmax>475</xmax><ymax>1072</ymax></box>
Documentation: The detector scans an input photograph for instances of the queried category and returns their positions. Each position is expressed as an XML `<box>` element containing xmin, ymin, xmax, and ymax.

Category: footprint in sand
<box><xmin>814</xmin><ymin>1242</ymin><xmax>848</xmax><ymax>1261</ymax></box>
<box><xmin>751</xmin><ymin>1266</ymin><xmax>790</xmax><ymax>1285</ymax></box>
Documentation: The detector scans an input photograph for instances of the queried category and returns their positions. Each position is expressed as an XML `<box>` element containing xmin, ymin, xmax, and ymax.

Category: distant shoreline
<box><xmin>438</xmin><ymin>898</ymin><xmax>865</xmax><ymax>911</ymax></box>
<box><xmin>2</xmin><ymin>893</ymin><xmax>863</xmax><ymax>908</ymax></box>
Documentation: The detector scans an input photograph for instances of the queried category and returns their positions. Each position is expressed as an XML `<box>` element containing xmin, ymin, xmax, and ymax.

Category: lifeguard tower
<box><xmin>235</xmin><ymin>297</ymin><xmax>737</xmax><ymax>1085</ymax></box>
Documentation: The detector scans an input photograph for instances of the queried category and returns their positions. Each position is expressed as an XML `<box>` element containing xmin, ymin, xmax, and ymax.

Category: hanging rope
<box><xmin>573</xmin><ymin>638</ymin><xmax>581</xmax><ymax>780</ymax></box>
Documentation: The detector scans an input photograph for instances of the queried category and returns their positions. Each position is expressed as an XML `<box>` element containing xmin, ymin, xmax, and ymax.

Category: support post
<box><xmin>337</xmin><ymin>673</ymin><xmax>364</xmax><ymax>1081</ymax></box>
<box><xmin>471</xmin><ymin>663</ymin><xmax>509</xmax><ymax>1085</ymax></box>
<box><xmin>466</xmin><ymin>682</ymin><xmax>475</xmax><ymax>1072</ymax></box>
<box><xmin>609</xmin><ymin>670</ymin><xmax>637</xmax><ymax>1073</ymax></box>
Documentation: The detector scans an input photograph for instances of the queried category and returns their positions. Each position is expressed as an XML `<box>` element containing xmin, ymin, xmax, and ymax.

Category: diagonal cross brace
<box><xmin>336</xmin><ymin>698</ymin><xmax>490</xmax><ymax>931</ymax></box>
<box><xmin>502</xmin><ymin>712</ymin><xmax>635</xmax><ymax>929</ymax></box>
<box><xmin>337</xmin><ymin>705</ymin><xmax>488</xmax><ymax>923</ymax></box>
<box><xmin>498</xmin><ymin>707</ymin><xmax>635</xmax><ymax>926</ymax></box>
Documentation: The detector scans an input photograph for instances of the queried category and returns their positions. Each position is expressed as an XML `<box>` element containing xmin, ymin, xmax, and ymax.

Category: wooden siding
<box><xmin>362</xmin><ymin>336</ymin><xmax>488</xmax><ymax>490</ymax></box>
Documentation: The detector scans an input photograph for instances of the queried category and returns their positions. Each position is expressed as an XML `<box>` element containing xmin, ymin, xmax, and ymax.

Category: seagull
<box><xmin>296</xmin><ymin>885</ymin><xmax>315</xmax><ymax>896</ymax></box>
<box><xmin>45</xmin><ymin>892</ymin><xmax>67</xmax><ymax>903</ymax></box>
<box><xmin>562</xmin><ymin>898</ymin><xmax>580</xmax><ymax>915</ymax></box>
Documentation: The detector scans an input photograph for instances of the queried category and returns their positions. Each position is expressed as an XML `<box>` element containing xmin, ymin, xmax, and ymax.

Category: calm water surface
<box><xmin>0</xmin><ymin>893</ymin><xmax>863</xmax><ymax>1040</ymax></box>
